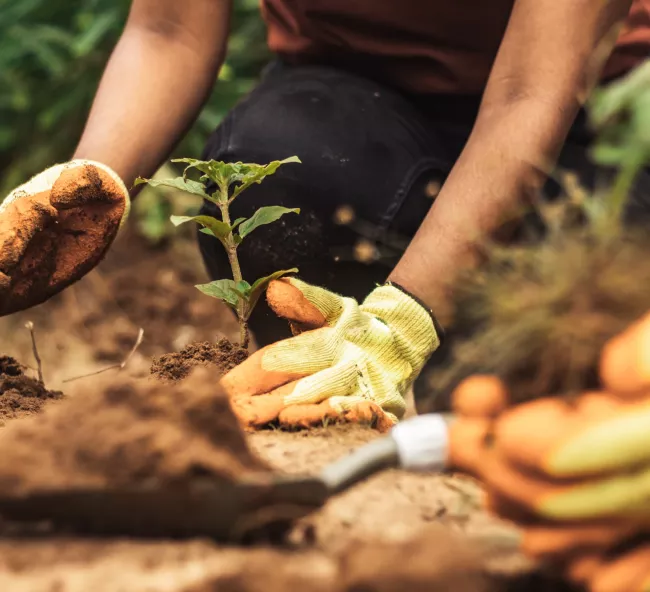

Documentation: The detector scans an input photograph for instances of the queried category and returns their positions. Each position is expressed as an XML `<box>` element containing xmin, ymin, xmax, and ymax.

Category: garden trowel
<box><xmin>0</xmin><ymin>414</ymin><xmax>452</xmax><ymax>541</ymax></box>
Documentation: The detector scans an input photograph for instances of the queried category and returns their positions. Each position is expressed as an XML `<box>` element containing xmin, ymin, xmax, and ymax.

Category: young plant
<box><xmin>135</xmin><ymin>156</ymin><xmax>301</xmax><ymax>348</ymax></box>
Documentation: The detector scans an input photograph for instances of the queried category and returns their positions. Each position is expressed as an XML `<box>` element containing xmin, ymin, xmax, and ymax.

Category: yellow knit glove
<box><xmin>0</xmin><ymin>160</ymin><xmax>129</xmax><ymax>315</ymax></box>
<box><xmin>221</xmin><ymin>278</ymin><xmax>441</xmax><ymax>431</ymax></box>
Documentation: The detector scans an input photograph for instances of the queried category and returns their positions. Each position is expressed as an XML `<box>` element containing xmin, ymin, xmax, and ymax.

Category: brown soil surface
<box><xmin>151</xmin><ymin>339</ymin><xmax>249</xmax><ymax>382</ymax></box>
<box><xmin>0</xmin><ymin>423</ymin><xmax>567</xmax><ymax>592</ymax></box>
<box><xmin>0</xmin><ymin>221</ymin><xmax>573</xmax><ymax>592</ymax></box>
<box><xmin>0</xmin><ymin>227</ymin><xmax>241</xmax><ymax>388</ymax></box>
<box><xmin>0</xmin><ymin>355</ymin><xmax>63</xmax><ymax>425</ymax></box>
<box><xmin>0</xmin><ymin>367</ymin><xmax>266</xmax><ymax>496</ymax></box>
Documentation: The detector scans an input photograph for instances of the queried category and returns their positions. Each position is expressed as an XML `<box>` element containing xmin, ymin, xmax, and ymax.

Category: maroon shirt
<box><xmin>261</xmin><ymin>0</ymin><xmax>650</xmax><ymax>94</ymax></box>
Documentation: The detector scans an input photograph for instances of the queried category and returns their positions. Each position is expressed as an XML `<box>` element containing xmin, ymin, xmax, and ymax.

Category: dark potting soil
<box><xmin>0</xmin><ymin>355</ymin><xmax>64</xmax><ymax>424</ymax></box>
<box><xmin>0</xmin><ymin>366</ymin><xmax>268</xmax><ymax>496</ymax></box>
<box><xmin>151</xmin><ymin>339</ymin><xmax>248</xmax><ymax>382</ymax></box>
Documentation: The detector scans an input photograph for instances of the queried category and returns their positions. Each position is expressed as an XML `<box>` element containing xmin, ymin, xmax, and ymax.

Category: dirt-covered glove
<box><xmin>0</xmin><ymin>160</ymin><xmax>129</xmax><ymax>315</ymax></box>
<box><xmin>447</xmin><ymin>312</ymin><xmax>650</xmax><ymax>569</ymax></box>
<box><xmin>221</xmin><ymin>278</ymin><xmax>442</xmax><ymax>432</ymax></box>
<box><xmin>566</xmin><ymin>540</ymin><xmax>650</xmax><ymax>592</ymax></box>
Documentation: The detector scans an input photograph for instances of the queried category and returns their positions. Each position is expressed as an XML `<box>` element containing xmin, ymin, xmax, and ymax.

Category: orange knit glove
<box><xmin>566</xmin><ymin>541</ymin><xmax>650</xmax><ymax>592</ymax></box>
<box><xmin>446</xmin><ymin>312</ymin><xmax>650</xmax><ymax>581</ymax></box>
<box><xmin>0</xmin><ymin>160</ymin><xmax>129</xmax><ymax>315</ymax></box>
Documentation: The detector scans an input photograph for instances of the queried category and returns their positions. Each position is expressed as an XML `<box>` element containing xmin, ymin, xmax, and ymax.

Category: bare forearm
<box><xmin>389</xmin><ymin>0</ymin><xmax>632</xmax><ymax>321</ymax></box>
<box><xmin>73</xmin><ymin>0</ymin><xmax>230</xmax><ymax>188</ymax></box>
<box><xmin>389</xmin><ymin>99</ymin><xmax>575</xmax><ymax>321</ymax></box>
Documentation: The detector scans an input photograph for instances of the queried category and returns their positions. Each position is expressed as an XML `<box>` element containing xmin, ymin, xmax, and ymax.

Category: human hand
<box><xmin>447</xmin><ymin>312</ymin><xmax>650</xmax><ymax>587</ymax></box>
<box><xmin>0</xmin><ymin>160</ymin><xmax>129</xmax><ymax>315</ymax></box>
<box><xmin>221</xmin><ymin>278</ymin><xmax>442</xmax><ymax>431</ymax></box>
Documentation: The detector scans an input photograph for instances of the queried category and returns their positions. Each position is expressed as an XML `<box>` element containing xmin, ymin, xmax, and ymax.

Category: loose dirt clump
<box><xmin>339</xmin><ymin>524</ymin><xmax>492</xmax><ymax>592</ymax></box>
<box><xmin>0</xmin><ymin>366</ymin><xmax>266</xmax><ymax>495</ymax></box>
<box><xmin>0</xmin><ymin>355</ymin><xmax>63</xmax><ymax>424</ymax></box>
<box><xmin>151</xmin><ymin>339</ymin><xmax>248</xmax><ymax>382</ymax></box>
<box><xmin>182</xmin><ymin>525</ymin><xmax>494</xmax><ymax>592</ymax></box>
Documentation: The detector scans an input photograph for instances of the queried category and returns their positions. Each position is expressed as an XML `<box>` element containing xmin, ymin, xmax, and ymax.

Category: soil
<box><xmin>0</xmin><ymin>222</ymin><xmax>575</xmax><ymax>592</ymax></box>
<box><xmin>0</xmin><ymin>366</ymin><xmax>266</xmax><ymax>495</ymax></box>
<box><xmin>151</xmin><ymin>339</ymin><xmax>249</xmax><ymax>382</ymax></box>
<box><xmin>0</xmin><ymin>355</ymin><xmax>63</xmax><ymax>424</ymax></box>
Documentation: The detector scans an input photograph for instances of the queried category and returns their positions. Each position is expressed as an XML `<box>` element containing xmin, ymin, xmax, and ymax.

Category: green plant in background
<box><xmin>423</xmin><ymin>58</ymin><xmax>650</xmax><ymax>409</ymax></box>
<box><xmin>0</xmin><ymin>0</ymin><xmax>269</xmax><ymax>194</ymax></box>
<box><xmin>136</xmin><ymin>156</ymin><xmax>301</xmax><ymax>348</ymax></box>
<box><xmin>586</xmin><ymin>59</ymin><xmax>650</xmax><ymax>230</ymax></box>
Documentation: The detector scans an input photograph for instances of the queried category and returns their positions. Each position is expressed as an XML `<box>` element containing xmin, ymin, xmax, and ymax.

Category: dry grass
<box><xmin>427</xmin><ymin>192</ymin><xmax>650</xmax><ymax>404</ymax></box>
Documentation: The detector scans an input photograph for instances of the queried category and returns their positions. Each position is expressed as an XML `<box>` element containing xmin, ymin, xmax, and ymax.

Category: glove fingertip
<box><xmin>266</xmin><ymin>279</ymin><xmax>327</xmax><ymax>329</ymax></box>
<box><xmin>451</xmin><ymin>375</ymin><xmax>509</xmax><ymax>418</ymax></box>
<box><xmin>600</xmin><ymin>311</ymin><xmax>650</xmax><ymax>398</ymax></box>
<box><xmin>50</xmin><ymin>164</ymin><xmax>122</xmax><ymax>209</ymax></box>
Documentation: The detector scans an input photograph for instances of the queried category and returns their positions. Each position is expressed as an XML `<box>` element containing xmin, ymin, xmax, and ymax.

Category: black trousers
<box><xmin>198</xmin><ymin>60</ymin><xmax>650</xmax><ymax>406</ymax></box>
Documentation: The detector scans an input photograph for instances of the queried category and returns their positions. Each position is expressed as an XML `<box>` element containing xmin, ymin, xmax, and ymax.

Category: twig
<box><xmin>24</xmin><ymin>321</ymin><xmax>43</xmax><ymax>384</ymax></box>
<box><xmin>62</xmin><ymin>328</ymin><xmax>144</xmax><ymax>384</ymax></box>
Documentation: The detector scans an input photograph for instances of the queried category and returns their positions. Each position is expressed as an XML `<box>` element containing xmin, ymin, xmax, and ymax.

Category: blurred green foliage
<box><xmin>0</xmin><ymin>0</ymin><xmax>269</xmax><ymax>194</ymax></box>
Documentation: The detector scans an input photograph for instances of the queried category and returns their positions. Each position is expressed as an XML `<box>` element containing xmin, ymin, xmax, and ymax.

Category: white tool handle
<box><xmin>390</xmin><ymin>413</ymin><xmax>450</xmax><ymax>472</ymax></box>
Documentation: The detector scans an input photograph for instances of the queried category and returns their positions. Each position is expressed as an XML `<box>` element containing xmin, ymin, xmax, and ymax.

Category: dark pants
<box><xmin>198</xmin><ymin>60</ymin><xmax>650</xmax><ymax>407</ymax></box>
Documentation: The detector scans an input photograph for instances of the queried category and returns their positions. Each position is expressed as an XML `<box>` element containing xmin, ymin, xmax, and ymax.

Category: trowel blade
<box><xmin>0</xmin><ymin>473</ymin><xmax>329</xmax><ymax>540</ymax></box>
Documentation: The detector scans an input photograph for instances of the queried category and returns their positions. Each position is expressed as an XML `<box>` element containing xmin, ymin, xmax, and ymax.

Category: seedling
<box><xmin>136</xmin><ymin>156</ymin><xmax>301</xmax><ymax>348</ymax></box>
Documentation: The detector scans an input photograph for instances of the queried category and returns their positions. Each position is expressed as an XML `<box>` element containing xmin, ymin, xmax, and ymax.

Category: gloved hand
<box><xmin>0</xmin><ymin>160</ymin><xmax>129</xmax><ymax>315</ymax></box>
<box><xmin>221</xmin><ymin>278</ymin><xmax>442</xmax><ymax>432</ymax></box>
<box><xmin>447</xmin><ymin>311</ymin><xmax>650</xmax><ymax>587</ymax></box>
<box><xmin>566</xmin><ymin>540</ymin><xmax>650</xmax><ymax>592</ymax></box>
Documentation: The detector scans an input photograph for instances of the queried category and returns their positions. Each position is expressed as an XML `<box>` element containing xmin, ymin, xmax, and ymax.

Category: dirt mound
<box><xmin>339</xmin><ymin>524</ymin><xmax>491</xmax><ymax>592</ymax></box>
<box><xmin>181</xmin><ymin>525</ymin><xmax>492</xmax><ymax>592</ymax></box>
<box><xmin>0</xmin><ymin>366</ymin><xmax>267</xmax><ymax>495</ymax></box>
<box><xmin>151</xmin><ymin>339</ymin><xmax>248</xmax><ymax>382</ymax></box>
<box><xmin>0</xmin><ymin>355</ymin><xmax>63</xmax><ymax>424</ymax></box>
<box><xmin>180</xmin><ymin>549</ymin><xmax>336</xmax><ymax>592</ymax></box>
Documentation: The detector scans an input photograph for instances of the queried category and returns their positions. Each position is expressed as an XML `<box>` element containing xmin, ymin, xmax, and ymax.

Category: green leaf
<box><xmin>134</xmin><ymin>177</ymin><xmax>209</xmax><ymax>199</ymax></box>
<box><xmin>172</xmin><ymin>156</ymin><xmax>302</xmax><ymax>201</ymax></box>
<box><xmin>591</xmin><ymin>143</ymin><xmax>628</xmax><ymax>167</ymax></box>
<box><xmin>246</xmin><ymin>269</ymin><xmax>298</xmax><ymax>317</ymax></box>
<box><xmin>230</xmin><ymin>156</ymin><xmax>301</xmax><ymax>200</ymax></box>
<box><xmin>195</xmin><ymin>279</ymin><xmax>241</xmax><ymax>309</ymax></box>
<box><xmin>170</xmin><ymin>215</ymin><xmax>231</xmax><ymax>240</ymax></box>
<box><xmin>172</xmin><ymin>158</ymin><xmax>235</xmax><ymax>192</ymax></box>
<box><xmin>238</xmin><ymin>206</ymin><xmax>300</xmax><ymax>239</ymax></box>
<box><xmin>231</xmin><ymin>217</ymin><xmax>246</xmax><ymax>230</ymax></box>
<box><xmin>235</xmin><ymin>280</ymin><xmax>252</xmax><ymax>300</ymax></box>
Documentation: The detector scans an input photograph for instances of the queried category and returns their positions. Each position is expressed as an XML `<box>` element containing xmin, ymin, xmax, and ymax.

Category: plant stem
<box><xmin>610</xmin><ymin>159</ymin><xmax>641</xmax><ymax>220</ymax></box>
<box><xmin>25</xmin><ymin>321</ymin><xmax>43</xmax><ymax>384</ymax></box>
<box><xmin>598</xmin><ymin>153</ymin><xmax>645</xmax><ymax>236</ymax></box>
<box><xmin>218</xmin><ymin>195</ymin><xmax>249</xmax><ymax>348</ymax></box>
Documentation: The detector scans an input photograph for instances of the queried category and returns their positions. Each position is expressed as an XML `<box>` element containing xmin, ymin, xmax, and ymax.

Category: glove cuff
<box><xmin>385</xmin><ymin>280</ymin><xmax>445</xmax><ymax>344</ymax></box>
<box><xmin>361</xmin><ymin>283</ymin><xmax>442</xmax><ymax>374</ymax></box>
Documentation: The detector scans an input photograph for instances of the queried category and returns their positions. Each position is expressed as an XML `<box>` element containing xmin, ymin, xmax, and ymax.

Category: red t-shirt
<box><xmin>261</xmin><ymin>0</ymin><xmax>650</xmax><ymax>94</ymax></box>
